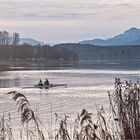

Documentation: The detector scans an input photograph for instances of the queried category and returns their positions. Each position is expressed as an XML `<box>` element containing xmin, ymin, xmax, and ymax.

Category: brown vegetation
<box><xmin>0</xmin><ymin>79</ymin><xmax>140</xmax><ymax>140</ymax></box>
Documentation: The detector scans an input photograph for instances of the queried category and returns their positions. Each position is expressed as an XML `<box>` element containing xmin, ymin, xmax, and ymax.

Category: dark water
<box><xmin>4</xmin><ymin>59</ymin><xmax>140</xmax><ymax>71</ymax></box>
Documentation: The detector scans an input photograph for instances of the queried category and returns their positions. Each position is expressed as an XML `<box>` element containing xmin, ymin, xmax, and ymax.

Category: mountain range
<box><xmin>18</xmin><ymin>38</ymin><xmax>43</xmax><ymax>46</ymax></box>
<box><xmin>79</xmin><ymin>27</ymin><xmax>140</xmax><ymax>46</ymax></box>
<box><xmin>19</xmin><ymin>27</ymin><xmax>140</xmax><ymax>46</ymax></box>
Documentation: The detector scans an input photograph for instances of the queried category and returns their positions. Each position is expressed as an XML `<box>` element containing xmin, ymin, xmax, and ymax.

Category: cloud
<box><xmin>0</xmin><ymin>0</ymin><xmax>140</xmax><ymax>42</ymax></box>
<box><xmin>1</xmin><ymin>0</ymin><xmax>139</xmax><ymax>21</ymax></box>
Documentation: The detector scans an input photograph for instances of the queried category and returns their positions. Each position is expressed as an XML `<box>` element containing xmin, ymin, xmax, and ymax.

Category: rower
<box><xmin>44</xmin><ymin>78</ymin><xmax>49</xmax><ymax>86</ymax></box>
<box><xmin>38</xmin><ymin>79</ymin><xmax>43</xmax><ymax>86</ymax></box>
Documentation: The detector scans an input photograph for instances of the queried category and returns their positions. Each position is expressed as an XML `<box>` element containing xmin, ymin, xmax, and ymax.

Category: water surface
<box><xmin>0</xmin><ymin>66</ymin><xmax>140</xmax><ymax>138</ymax></box>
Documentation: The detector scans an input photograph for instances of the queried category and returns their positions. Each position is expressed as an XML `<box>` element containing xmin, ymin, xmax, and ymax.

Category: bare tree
<box><xmin>12</xmin><ymin>32</ymin><xmax>20</xmax><ymax>46</ymax></box>
<box><xmin>0</xmin><ymin>31</ymin><xmax>2</xmax><ymax>45</ymax></box>
<box><xmin>0</xmin><ymin>30</ymin><xmax>16</xmax><ymax>46</ymax></box>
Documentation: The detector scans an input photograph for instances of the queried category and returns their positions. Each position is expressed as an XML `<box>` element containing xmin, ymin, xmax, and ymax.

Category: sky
<box><xmin>0</xmin><ymin>0</ymin><xmax>140</xmax><ymax>43</ymax></box>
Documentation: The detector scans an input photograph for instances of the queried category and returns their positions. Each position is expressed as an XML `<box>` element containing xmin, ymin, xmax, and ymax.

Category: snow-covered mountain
<box><xmin>80</xmin><ymin>27</ymin><xmax>140</xmax><ymax>46</ymax></box>
<box><xmin>18</xmin><ymin>38</ymin><xmax>44</xmax><ymax>46</ymax></box>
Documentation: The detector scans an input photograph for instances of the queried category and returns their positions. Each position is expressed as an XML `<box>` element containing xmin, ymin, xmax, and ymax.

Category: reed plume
<box><xmin>7</xmin><ymin>91</ymin><xmax>46</xmax><ymax>140</ymax></box>
<box><xmin>55</xmin><ymin>114</ymin><xmax>71</xmax><ymax>140</ymax></box>
<box><xmin>73</xmin><ymin>109</ymin><xmax>99</xmax><ymax>140</ymax></box>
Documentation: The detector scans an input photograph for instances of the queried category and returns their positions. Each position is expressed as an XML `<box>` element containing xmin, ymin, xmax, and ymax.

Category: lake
<box><xmin>0</xmin><ymin>61</ymin><xmax>140</xmax><ymax>138</ymax></box>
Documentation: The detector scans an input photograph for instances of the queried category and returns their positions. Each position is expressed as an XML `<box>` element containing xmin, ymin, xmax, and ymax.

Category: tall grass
<box><xmin>0</xmin><ymin>113</ymin><xmax>13</xmax><ymax>140</ymax></box>
<box><xmin>7</xmin><ymin>91</ymin><xmax>46</xmax><ymax>140</ymax></box>
<box><xmin>110</xmin><ymin>78</ymin><xmax>140</xmax><ymax>139</ymax></box>
<box><xmin>0</xmin><ymin>78</ymin><xmax>140</xmax><ymax>140</ymax></box>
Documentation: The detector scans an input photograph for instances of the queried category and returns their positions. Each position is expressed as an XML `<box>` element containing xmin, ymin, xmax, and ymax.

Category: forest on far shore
<box><xmin>1</xmin><ymin>30</ymin><xmax>140</xmax><ymax>62</ymax></box>
<box><xmin>1</xmin><ymin>43</ymin><xmax>140</xmax><ymax>62</ymax></box>
<box><xmin>0</xmin><ymin>44</ymin><xmax>78</xmax><ymax>61</ymax></box>
<box><xmin>56</xmin><ymin>43</ymin><xmax>140</xmax><ymax>60</ymax></box>
<box><xmin>0</xmin><ymin>30</ymin><xmax>77</xmax><ymax>61</ymax></box>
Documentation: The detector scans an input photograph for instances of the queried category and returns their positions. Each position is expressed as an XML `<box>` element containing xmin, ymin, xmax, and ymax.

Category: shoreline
<box><xmin>1</xmin><ymin>59</ymin><xmax>140</xmax><ymax>71</ymax></box>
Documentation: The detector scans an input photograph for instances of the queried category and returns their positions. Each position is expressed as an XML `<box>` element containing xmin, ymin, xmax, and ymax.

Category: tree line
<box><xmin>0</xmin><ymin>44</ymin><xmax>78</xmax><ymax>61</ymax></box>
<box><xmin>56</xmin><ymin>43</ymin><xmax>140</xmax><ymax>60</ymax></box>
<box><xmin>0</xmin><ymin>30</ymin><xmax>78</xmax><ymax>61</ymax></box>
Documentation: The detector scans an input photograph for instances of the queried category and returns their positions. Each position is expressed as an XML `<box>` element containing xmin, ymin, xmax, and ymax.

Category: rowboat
<box><xmin>34</xmin><ymin>84</ymin><xmax>67</xmax><ymax>89</ymax></box>
<box><xmin>22</xmin><ymin>83</ymin><xmax>67</xmax><ymax>89</ymax></box>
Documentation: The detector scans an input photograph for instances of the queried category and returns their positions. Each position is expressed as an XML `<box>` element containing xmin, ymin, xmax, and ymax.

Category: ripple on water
<box><xmin>0</xmin><ymin>69</ymin><xmax>139</xmax><ymax>138</ymax></box>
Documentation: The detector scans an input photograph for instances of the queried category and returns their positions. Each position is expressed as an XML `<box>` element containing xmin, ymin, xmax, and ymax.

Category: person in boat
<box><xmin>38</xmin><ymin>79</ymin><xmax>43</xmax><ymax>86</ymax></box>
<box><xmin>44</xmin><ymin>78</ymin><xmax>49</xmax><ymax>86</ymax></box>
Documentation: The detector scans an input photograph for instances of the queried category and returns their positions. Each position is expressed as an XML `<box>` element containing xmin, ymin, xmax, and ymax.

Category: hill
<box><xmin>80</xmin><ymin>27</ymin><xmax>140</xmax><ymax>46</ymax></box>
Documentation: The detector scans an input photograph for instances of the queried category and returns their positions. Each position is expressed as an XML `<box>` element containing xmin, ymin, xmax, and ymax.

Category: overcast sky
<box><xmin>0</xmin><ymin>0</ymin><xmax>140</xmax><ymax>43</ymax></box>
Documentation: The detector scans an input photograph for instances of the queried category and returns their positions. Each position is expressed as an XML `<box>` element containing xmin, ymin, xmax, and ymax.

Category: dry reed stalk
<box><xmin>73</xmin><ymin>109</ymin><xmax>99</xmax><ymax>140</ymax></box>
<box><xmin>96</xmin><ymin>105</ymin><xmax>115</xmax><ymax>140</ymax></box>
<box><xmin>55</xmin><ymin>114</ymin><xmax>71</xmax><ymax>140</ymax></box>
<box><xmin>7</xmin><ymin>91</ymin><xmax>46</xmax><ymax>140</ymax></box>
<box><xmin>0</xmin><ymin>113</ymin><xmax>14</xmax><ymax>140</ymax></box>
<box><xmin>109</xmin><ymin>78</ymin><xmax>140</xmax><ymax>139</ymax></box>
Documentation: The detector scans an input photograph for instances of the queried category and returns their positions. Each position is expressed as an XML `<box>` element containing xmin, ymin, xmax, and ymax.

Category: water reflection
<box><xmin>2</xmin><ymin>60</ymin><xmax>140</xmax><ymax>71</ymax></box>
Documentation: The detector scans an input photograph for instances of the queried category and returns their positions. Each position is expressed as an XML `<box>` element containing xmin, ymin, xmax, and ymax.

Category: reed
<box><xmin>74</xmin><ymin>109</ymin><xmax>98</xmax><ymax>140</ymax></box>
<box><xmin>109</xmin><ymin>78</ymin><xmax>140</xmax><ymax>139</ymax></box>
<box><xmin>55</xmin><ymin>114</ymin><xmax>70</xmax><ymax>140</ymax></box>
<box><xmin>0</xmin><ymin>113</ymin><xmax>14</xmax><ymax>140</ymax></box>
<box><xmin>0</xmin><ymin>78</ymin><xmax>139</xmax><ymax>140</ymax></box>
<box><xmin>7</xmin><ymin>91</ymin><xmax>46</xmax><ymax>140</ymax></box>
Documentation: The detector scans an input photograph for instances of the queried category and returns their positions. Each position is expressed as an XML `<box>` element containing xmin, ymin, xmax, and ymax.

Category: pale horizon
<box><xmin>0</xmin><ymin>0</ymin><xmax>140</xmax><ymax>43</ymax></box>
